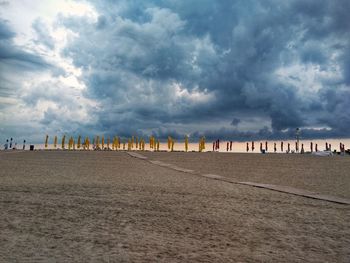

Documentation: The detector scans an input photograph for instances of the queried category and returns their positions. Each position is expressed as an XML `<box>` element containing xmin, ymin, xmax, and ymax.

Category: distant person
<box><xmin>9</xmin><ymin>138</ymin><xmax>13</xmax><ymax>149</ymax></box>
<box><xmin>212</xmin><ymin>142</ymin><xmax>215</xmax><ymax>151</ymax></box>
<box><xmin>4</xmin><ymin>139</ymin><xmax>9</xmax><ymax>150</ymax></box>
<box><xmin>23</xmin><ymin>140</ymin><xmax>26</xmax><ymax>150</ymax></box>
<box><xmin>226</xmin><ymin>142</ymin><xmax>229</xmax><ymax>152</ymax></box>
<box><xmin>274</xmin><ymin>143</ymin><xmax>277</xmax><ymax>153</ymax></box>
<box><xmin>230</xmin><ymin>141</ymin><xmax>232</xmax><ymax>151</ymax></box>
<box><xmin>246</xmin><ymin>142</ymin><xmax>249</xmax><ymax>152</ymax></box>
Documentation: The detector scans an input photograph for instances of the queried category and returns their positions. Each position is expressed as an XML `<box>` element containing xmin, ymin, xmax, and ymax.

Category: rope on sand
<box><xmin>126</xmin><ymin>151</ymin><xmax>350</xmax><ymax>205</ymax></box>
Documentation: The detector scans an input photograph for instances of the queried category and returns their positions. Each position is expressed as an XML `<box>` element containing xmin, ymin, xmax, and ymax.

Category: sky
<box><xmin>0</xmin><ymin>0</ymin><xmax>349</xmax><ymax>143</ymax></box>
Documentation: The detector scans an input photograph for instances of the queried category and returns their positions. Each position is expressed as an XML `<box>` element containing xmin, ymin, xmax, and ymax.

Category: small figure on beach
<box><xmin>4</xmin><ymin>139</ymin><xmax>9</xmax><ymax>150</ymax></box>
<box><xmin>287</xmin><ymin>143</ymin><xmax>290</xmax><ymax>153</ymax></box>
<box><xmin>227</xmin><ymin>142</ymin><xmax>229</xmax><ymax>152</ymax></box>
<box><xmin>281</xmin><ymin>141</ymin><xmax>283</xmax><ymax>152</ymax></box>
<box><xmin>246</xmin><ymin>142</ymin><xmax>249</xmax><ymax>152</ymax></box>
<box><xmin>310</xmin><ymin>142</ymin><xmax>313</xmax><ymax>152</ymax></box>
<box><xmin>260</xmin><ymin>142</ymin><xmax>263</xmax><ymax>152</ymax></box>
<box><xmin>326</xmin><ymin>142</ymin><xmax>328</xmax><ymax>151</ymax></box>
<box><xmin>265</xmin><ymin>141</ymin><xmax>268</xmax><ymax>152</ymax></box>
<box><xmin>301</xmin><ymin>144</ymin><xmax>304</xmax><ymax>154</ymax></box>
<box><xmin>230</xmin><ymin>141</ymin><xmax>233</xmax><ymax>151</ymax></box>
<box><xmin>251</xmin><ymin>141</ymin><xmax>255</xmax><ymax>152</ymax></box>
<box><xmin>23</xmin><ymin>140</ymin><xmax>26</xmax><ymax>150</ymax></box>
<box><xmin>274</xmin><ymin>143</ymin><xmax>277</xmax><ymax>153</ymax></box>
<box><xmin>315</xmin><ymin>144</ymin><xmax>318</xmax><ymax>152</ymax></box>
<box><xmin>10</xmin><ymin>138</ymin><xmax>13</xmax><ymax>149</ymax></box>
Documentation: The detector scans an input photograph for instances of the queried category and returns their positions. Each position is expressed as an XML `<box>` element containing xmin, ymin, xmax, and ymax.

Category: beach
<box><xmin>0</xmin><ymin>151</ymin><xmax>349</xmax><ymax>262</ymax></box>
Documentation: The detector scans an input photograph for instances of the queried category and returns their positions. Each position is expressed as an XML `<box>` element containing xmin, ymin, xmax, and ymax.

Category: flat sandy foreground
<box><xmin>0</xmin><ymin>151</ymin><xmax>349</xmax><ymax>262</ymax></box>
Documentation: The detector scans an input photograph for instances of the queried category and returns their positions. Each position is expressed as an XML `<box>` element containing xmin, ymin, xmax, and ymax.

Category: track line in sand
<box><xmin>127</xmin><ymin>152</ymin><xmax>350</xmax><ymax>205</ymax></box>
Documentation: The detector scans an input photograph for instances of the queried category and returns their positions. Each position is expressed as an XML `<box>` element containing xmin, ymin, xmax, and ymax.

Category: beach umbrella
<box><xmin>252</xmin><ymin>141</ymin><xmax>254</xmax><ymax>152</ymax></box>
<box><xmin>101</xmin><ymin>136</ymin><xmax>105</xmax><ymax>150</ymax></box>
<box><xmin>107</xmin><ymin>137</ymin><xmax>110</xmax><ymax>150</ymax></box>
<box><xmin>171</xmin><ymin>139</ymin><xmax>175</xmax><ymax>152</ymax></box>
<box><xmin>265</xmin><ymin>141</ymin><xmax>268</xmax><ymax>152</ymax></box>
<box><xmin>310</xmin><ymin>142</ymin><xmax>313</xmax><ymax>152</ymax></box>
<box><xmin>86</xmin><ymin>137</ymin><xmax>90</xmax><ymax>150</ymax></box>
<box><xmin>167</xmin><ymin>136</ymin><xmax>171</xmax><ymax>150</ymax></box>
<box><xmin>157</xmin><ymin>140</ymin><xmax>160</xmax><ymax>151</ymax></box>
<box><xmin>54</xmin><ymin>136</ymin><xmax>57</xmax><ymax>149</ymax></box>
<box><xmin>136</xmin><ymin>137</ymin><xmax>138</xmax><ymax>149</ymax></box>
<box><xmin>246</xmin><ymin>142</ymin><xmax>249</xmax><ymax>152</ymax></box>
<box><xmin>68</xmin><ymin>136</ymin><xmax>72</xmax><ymax>150</ymax></box>
<box><xmin>202</xmin><ymin>137</ymin><xmax>205</xmax><ymax>150</ymax></box>
<box><xmin>185</xmin><ymin>135</ymin><xmax>189</xmax><ymax>152</ymax></box>
<box><xmin>281</xmin><ymin>142</ymin><xmax>283</xmax><ymax>152</ymax></box>
<box><xmin>77</xmin><ymin>135</ymin><xmax>81</xmax><ymax>149</ymax></box>
<box><xmin>61</xmin><ymin>135</ymin><xmax>66</xmax><ymax>149</ymax></box>
<box><xmin>131</xmin><ymin>136</ymin><xmax>134</xmax><ymax>149</ymax></box>
<box><xmin>73</xmin><ymin>138</ymin><xmax>76</xmax><ymax>150</ymax></box>
<box><xmin>96</xmin><ymin>136</ymin><xmax>100</xmax><ymax>149</ymax></box>
<box><xmin>45</xmin><ymin>135</ymin><xmax>49</xmax><ymax>149</ymax></box>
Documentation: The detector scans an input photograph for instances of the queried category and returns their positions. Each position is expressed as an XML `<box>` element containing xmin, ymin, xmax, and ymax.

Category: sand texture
<box><xmin>0</xmin><ymin>151</ymin><xmax>349</xmax><ymax>262</ymax></box>
<box><xmin>143</xmin><ymin>152</ymin><xmax>350</xmax><ymax>199</ymax></box>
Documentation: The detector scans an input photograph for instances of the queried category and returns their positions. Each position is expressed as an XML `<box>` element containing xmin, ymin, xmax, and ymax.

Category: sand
<box><xmin>0</xmin><ymin>151</ymin><xmax>349</xmax><ymax>262</ymax></box>
<box><xmin>143</xmin><ymin>152</ymin><xmax>350</xmax><ymax>199</ymax></box>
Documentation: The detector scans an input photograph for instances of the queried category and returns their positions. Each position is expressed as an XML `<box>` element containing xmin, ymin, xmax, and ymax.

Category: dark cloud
<box><xmin>231</xmin><ymin>118</ymin><xmax>241</xmax><ymax>126</ymax></box>
<box><xmin>56</xmin><ymin>0</ymin><xmax>350</xmax><ymax>139</ymax></box>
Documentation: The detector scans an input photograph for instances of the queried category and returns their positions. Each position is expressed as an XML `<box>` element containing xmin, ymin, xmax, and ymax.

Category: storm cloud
<box><xmin>0</xmin><ymin>0</ymin><xmax>349</xmax><ymax>142</ymax></box>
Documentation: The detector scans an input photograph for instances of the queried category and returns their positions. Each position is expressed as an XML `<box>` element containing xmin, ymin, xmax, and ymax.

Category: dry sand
<box><xmin>0</xmin><ymin>151</ymin><xmax>349</xmax><ymax>262</ymax></box>
<box><xmin>143</xmin><ymin>152</ymin><xmax>350</xmax><ymax>199</ymax></box>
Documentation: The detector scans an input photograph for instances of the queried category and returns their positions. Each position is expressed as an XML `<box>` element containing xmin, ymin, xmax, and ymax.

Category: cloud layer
<box><xmin>0</xmin><ymin>0</ymin><xmax>349</xmax><ymax>142</ymax></box>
